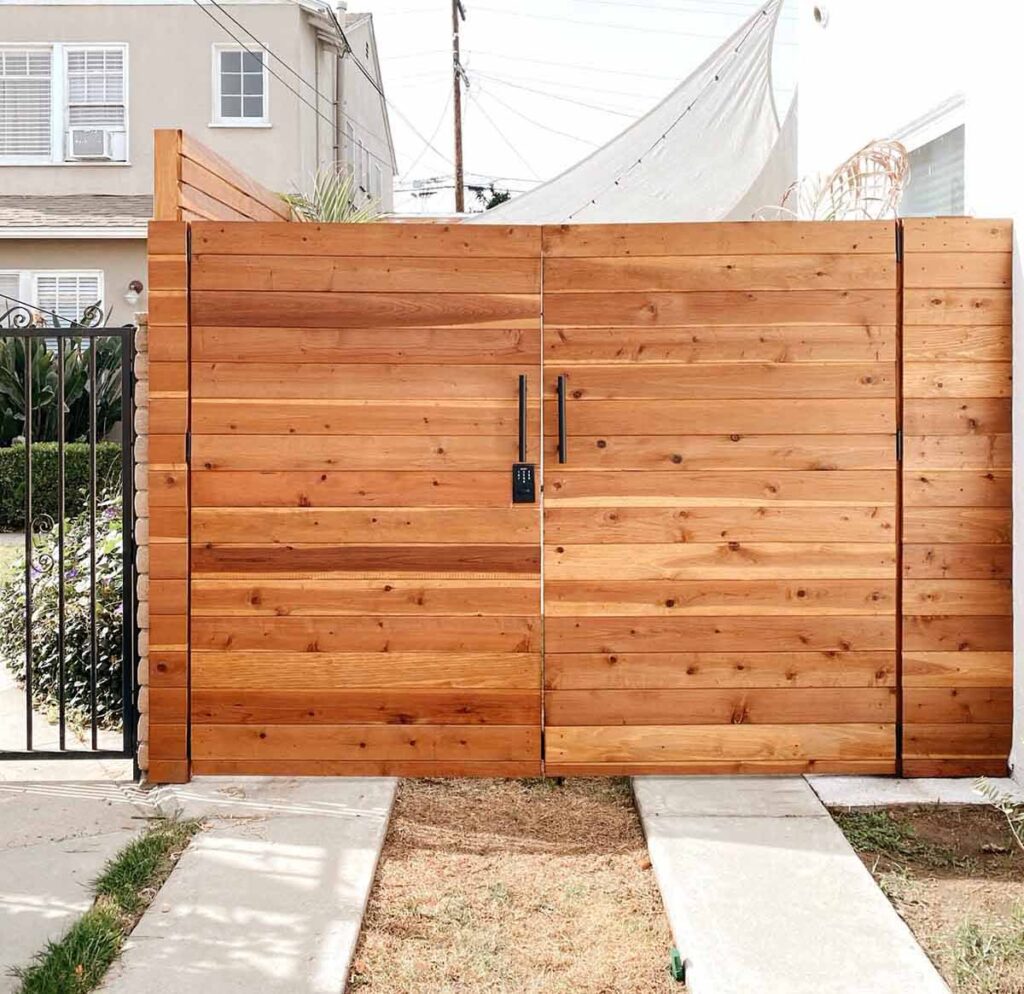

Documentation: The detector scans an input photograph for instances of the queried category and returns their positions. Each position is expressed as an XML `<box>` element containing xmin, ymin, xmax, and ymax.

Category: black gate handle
<box><xmin>556</xmin><ymin>374</ymin><xmax>567</xmax><ymax>464</ymax></box>
<box><xmin>518</xmin><ymin>373</ymin><xmax>527</xmax><ymax>462</ymax></box>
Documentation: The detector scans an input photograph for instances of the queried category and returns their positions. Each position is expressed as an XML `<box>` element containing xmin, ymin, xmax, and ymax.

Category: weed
<box><xmin>951</xmin><ymin>908</ymin><xmax>1024</xmax><ymax>994</ymax></box>
<box><xmin>833</xmin><ymin>810</ymin><xmax>962</xmax><ymax>870</ymax></box>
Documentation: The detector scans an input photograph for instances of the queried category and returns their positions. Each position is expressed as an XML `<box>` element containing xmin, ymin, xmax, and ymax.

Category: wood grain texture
<box><xmin>541</xmin><ymin>220</ymin><xmax>899</xmax><ymax>772</ymax></box>
<box><xmin>900</xmin><ymin>219</ymin><xmax>1013</xmax><ymax>777</ymax></box>
<box><xmin>188</xmin><ymin>221</ymin><xmax>543</xmax><ymax>776</ymax></box>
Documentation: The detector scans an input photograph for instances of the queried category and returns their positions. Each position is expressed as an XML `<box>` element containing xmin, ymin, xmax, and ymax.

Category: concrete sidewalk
<box><xmin>0</xmin><ymin>770</ymin><xmax>152</xmax><ymax>994</ymax></box>
<box><xmin>634</xmin><ymin>776</ymin><xmax>950</xmax><ymax>994</ymax></box>
<box><xmin>99</xmin><ymin>777</ymin><xmax>397</xmax><ymax>994</ymax></box>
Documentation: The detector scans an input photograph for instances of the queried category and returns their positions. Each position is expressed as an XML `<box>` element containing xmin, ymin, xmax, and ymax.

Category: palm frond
<box><xmin>282</xmin><ymin>167</ymin><xmax>380</xmax><ymax>223</ymax></box>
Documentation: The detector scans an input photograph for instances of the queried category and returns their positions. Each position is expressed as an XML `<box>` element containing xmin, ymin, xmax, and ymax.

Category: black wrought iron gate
<box><xmin>0</xmin><ymin>301</ymin><xmax>136</xmax><ymax>764</ymax></box>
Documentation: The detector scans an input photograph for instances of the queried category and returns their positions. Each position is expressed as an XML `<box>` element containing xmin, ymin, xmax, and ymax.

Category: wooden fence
<box><xmin>153</xmin><ymin>129</ymin><xmax>293</xmax><ymax>223</ymax></box>
<box><xmin>143</xmin><ymin>135</ymin><xmax>1012</xmax><ymax>783</ymax></box>
<box><xmin>541</xmin><ymin>221</ymin><xmax>900</xmax><ymax>775</ymax></box>
<box><xmin>900</xmin><ymin>219</ymin><xmax>1013</xmax><ymax>776</ymax></box>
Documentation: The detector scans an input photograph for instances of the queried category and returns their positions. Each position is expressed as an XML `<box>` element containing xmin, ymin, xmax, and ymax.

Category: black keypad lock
<box><xmin>512</xmin><ymin>463</ymin><xmax>536</xmax><ymax>503</ymax></box>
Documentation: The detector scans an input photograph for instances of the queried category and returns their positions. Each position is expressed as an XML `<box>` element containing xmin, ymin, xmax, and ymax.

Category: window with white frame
<box><xmin>371</xmin><ymin>163</ymin><xmax>382</xmax><ymax>200</ymax></box>
<box><xmin>0</xmin><ymin>43</ymin><xmax>127</xmax><ymax>164</ymax></box>
<box><xmin>0</xmin><ymin>270</ymin><xmax>103</xmax><ymax>326</ymax></box>
<box><xmin>213</xmin><ymin>46</ymin><xmax>268</xmax><ymax>125</ymax></box>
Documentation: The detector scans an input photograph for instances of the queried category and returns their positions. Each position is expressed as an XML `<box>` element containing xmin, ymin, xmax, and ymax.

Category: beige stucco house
<box><xmin>0</xmin><ymin>0</ymin><xmax>396</xmax><ymax>326</ymax></box>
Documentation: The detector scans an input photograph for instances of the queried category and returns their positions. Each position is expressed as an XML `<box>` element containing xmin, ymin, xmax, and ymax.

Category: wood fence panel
<box><xmin>187</xmin><ymin>222</ymin><xmax>543</xmax><ymax>776</ymax></box>
<box><xmin>153</xmin><ymin>129</ymin><xmax>292</xmax><ymax>223</ymax></box>
<box><xmin>542</xmin><ymin>220</ymin><xmax>900</xmax><ymax>775</ymax></box>
<box><xmin>901</xmin><ymin>217</ymin><xmax>1013</xmax><ymax>777</ymax></box>
<box><xmin>146</xmin><ymin>220</ymin><xmax>191</xmax><ymax>783</ymax></box>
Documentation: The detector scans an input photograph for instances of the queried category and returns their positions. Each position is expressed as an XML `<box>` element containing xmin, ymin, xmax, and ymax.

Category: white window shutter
<box><xmin>0</xmin><ymin>48</ymin><xmax>52</xmax><ymax>157</ymax></box>
<box><xmin>35</xmin><ymin>273</ymin><xmax>103</xmax><ymax>324</ymax></box>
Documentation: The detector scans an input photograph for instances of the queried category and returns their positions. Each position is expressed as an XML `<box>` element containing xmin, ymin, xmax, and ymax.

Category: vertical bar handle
<box><xmin>518</xmin><ymin>373</ymin><xmax>527</xmax><ymax>462</ymax></box>
<box><xmin>556</xmin><ymin>374</ymin><xmax>567</xmax><ymax>464</ymax></box>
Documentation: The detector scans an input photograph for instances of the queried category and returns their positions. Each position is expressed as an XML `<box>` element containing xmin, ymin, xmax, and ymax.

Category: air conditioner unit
<box><xmin>67</xmin><ymin>127</ymin><xmax>113</xmax><ymax>160</ymax></box>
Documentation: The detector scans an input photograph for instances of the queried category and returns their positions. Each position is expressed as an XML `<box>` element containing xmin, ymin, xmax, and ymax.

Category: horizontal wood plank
<box><xmin>544</xmin><ymin>325</ymin><xmax>895</xmax><ymax>364</ymax></box>
<box><xmin>545</xmin><ymin>615</ymin><xmax>895</xmax><ymax>652</ymax></box>
<box><xmin>545</xmin><ymin>688</ymin><xmax>895</xmax><ymax>725</ymax></box>
<box><xmin>545</xmin><ymin>723</ymin><xmax>894</xmax><ymax>763</ymax></box>
<box><xmin>545</xmin><ymin>651</ymin><xmax>895</xmax><ymax>689</ymax></box>
<box><xmin>192</xmin><ymin>651</ymin><xmax>541</xmax><ymax>689</ymax></box>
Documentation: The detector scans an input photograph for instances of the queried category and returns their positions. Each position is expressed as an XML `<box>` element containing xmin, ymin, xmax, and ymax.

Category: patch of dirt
<box><xmin>349</xmin><ymin>778</ymin><xmax>679</xmax><ymax>994</ymax></box>
<box><xmin>834</xmin><ymin>805</ymin><xmax>1024</xmax><ymax>994</ymax></box>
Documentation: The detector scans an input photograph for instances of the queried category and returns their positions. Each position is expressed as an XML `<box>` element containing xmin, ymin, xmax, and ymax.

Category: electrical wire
<box><xmin>469</xmin><ymin>5</ymin><xmax>775</xmax><ymax>40</ymax></box>
<box><xmin>476</xmin><ymin>88</ymin><xmax>599</xmax><ymax>146</ymax></box>
<box><xmin>467</xmin><ymin>67</ymin><xmax>665</xmax><ymax>100</ymax></box>
<box><xmin>471</xmin><ymin>71</ymin><xmax>647</xmax><ymax>118</ymax></box>
<box><xmin>400</xmin><ymin>89</ymin><xmax>452</xmax><ymax>180</ymax></box>
<box><xmin>466</xmin><ymin>89</ymin><xmax>542</xmax><ymax>180</ymax></box>
<box><xmin>464</xmin><ymin>50</ymin><xmax>684</xmax><ymax>81</ymax></box>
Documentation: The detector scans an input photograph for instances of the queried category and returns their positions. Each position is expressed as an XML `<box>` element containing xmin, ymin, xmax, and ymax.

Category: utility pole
<box><xmin>452</xmin><ymin>0</ymin><xmax>467</xmax><ymax>212</ymax></box>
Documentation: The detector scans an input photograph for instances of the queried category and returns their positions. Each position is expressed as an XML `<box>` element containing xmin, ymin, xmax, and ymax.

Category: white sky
<box><xmin>354</xmin><ymin>0</ymin><xmax>797</xmax><ymax>214</ymax></box>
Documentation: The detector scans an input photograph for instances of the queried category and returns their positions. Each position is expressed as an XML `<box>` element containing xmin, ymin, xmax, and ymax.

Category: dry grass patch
<box><xmin>835</xmin><ymin>805</ymin><xmax>1024</xmax><ymax>994</ymax></box>
<box><xmin>349</xmin><ymin>777</ymin><xmax>678</xmax><ymax>994</ymax></box>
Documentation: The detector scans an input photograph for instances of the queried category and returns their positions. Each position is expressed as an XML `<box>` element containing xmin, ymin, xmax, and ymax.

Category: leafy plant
<box><xmin>470</xmin><ymin>182</ymin><xmax>512</xmax><ymax>210</ymax></box>
<box><xmin>0</xmin><ymin>492</ymin><xmax>126</xmax><ymax>729</ymax></box>
<box><xmin>282</xmin><ymin>167</ymin><xmax>380</xmax><ymax>222</ymax></box>
<box><xmin>0</xmin><ymin>336</ymin><xmax>123</xmax><ymax>447</ymax></box>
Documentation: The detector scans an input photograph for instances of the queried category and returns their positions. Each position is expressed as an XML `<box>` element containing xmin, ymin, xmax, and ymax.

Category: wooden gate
<box><xmin>184</xmin><ymin>223</ymin><xmax>543</xmax><ymax>776</ymax></box>
<box><xmin>541</xmin><ymin>222</ymin><xmax>900</xmax><ymax>774</ymax></box>
<box><xmin>145</xmin><ymin>199</ymin><xmax>1012</xmax><ymax>782</ymax></box>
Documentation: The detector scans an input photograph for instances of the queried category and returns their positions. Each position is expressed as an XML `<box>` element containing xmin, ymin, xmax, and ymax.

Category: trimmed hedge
<box><xmin>0</xmin><ymin>443</ymin><xmax>122</xmax><ymax>531</ymax></box>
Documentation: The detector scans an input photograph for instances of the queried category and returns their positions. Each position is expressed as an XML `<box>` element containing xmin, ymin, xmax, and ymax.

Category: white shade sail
<box><xmin>467</xmin><ymin>0</ymin><xmax>790</xmax><ymax>224</ymax></box>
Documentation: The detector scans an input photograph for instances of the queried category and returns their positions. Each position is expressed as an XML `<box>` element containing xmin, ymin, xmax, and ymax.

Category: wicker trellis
<box><xmin>754</xmin><ymin>139</ymin><xmax>910</xmax><ymax>221</ymax></box>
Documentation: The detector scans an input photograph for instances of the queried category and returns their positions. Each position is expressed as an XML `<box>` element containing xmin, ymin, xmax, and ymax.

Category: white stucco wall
<box><xmin>799</xmin><ymin>0</ymin><xmax>1020</xmax><ymax>778</ymax></box>
<box><xmin>0</xmin><ymin>237</ymin><xmax>146</xmax><ymax>325</ymax></box>
<box><xmin>0</xmin><ymin>0</ymin><xmax>394</xmax><ymax>200</ymax></box>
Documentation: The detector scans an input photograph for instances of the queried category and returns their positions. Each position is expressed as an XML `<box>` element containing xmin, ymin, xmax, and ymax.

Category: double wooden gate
<box><xmin>145</xmin><ymin>217</ymin><xmax>1012</xmax><ymax>781</ymax></box>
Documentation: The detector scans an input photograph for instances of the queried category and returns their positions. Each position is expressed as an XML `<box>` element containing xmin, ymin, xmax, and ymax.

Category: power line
<box><xmin>400</xmin><ymin>89</ymin><xmax>452</xmax><ymax>180</ymax></box>
<box><xmin>570</xmin><ymin>0</ymin><xmax>797</xmax><ymax>18</ymax></box>
<box><xmin>476</xmin><ymin>88</ymin><xmax>599</xmax><ymax>146</ymax></box>
<box><xmin>466</xmin><ymin>89</ymin><xmax>541</xmax><ymax>180</ymax></box>
<box><xmin>471</xmin><ymin>71</ymin><xmax>647</xmax><ymax>118</ymax></box>
<box><xmin>467</xmin><ymin>67</ymin><xmax>666</xmax><ymax>100</ymax></box>
<box><xmin>464</xmin><ymin>50</ymin><xmax>685</xmax><ymax>81</ymax></box>
<box><xmin>469</xmin><ymin>5</ymin><xmax>787</xmax><ymax>40</ymax></box>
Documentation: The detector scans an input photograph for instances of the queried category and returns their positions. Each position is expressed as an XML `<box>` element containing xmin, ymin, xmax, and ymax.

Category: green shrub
<box><xmin>0</xmin><ymin>494</ymin><xmax>125</xmax><ymax>729</ymax></box>
<box><xmin>0</xmin><ymin>442</ymin><xmax>122</xmax><ymax>531</ymax></box>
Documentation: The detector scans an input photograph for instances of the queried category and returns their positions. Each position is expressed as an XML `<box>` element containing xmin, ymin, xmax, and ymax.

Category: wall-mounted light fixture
<box><xmin>124</xmin><ymin>279</ymin><xmax>144</xmax><ymax>306</ymax></box>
